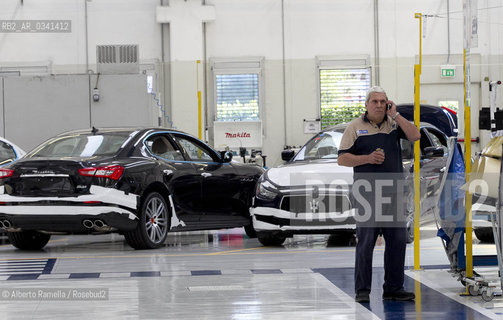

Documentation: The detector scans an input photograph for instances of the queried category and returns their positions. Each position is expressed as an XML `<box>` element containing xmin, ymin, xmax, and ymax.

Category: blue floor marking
<box><xmin>251</xmin><ymin>269</ymin><xmax>282</xmax><ymax>274</ymax></box>
<box><xmin>43</xmin><ymin>259</ymin><xmax>57</xmax><ymax>274</ymax></box>
<box><xmin>191</xmin><ymin>270</ymin><xmax>222</xmax><ymax>276</ymax></box>
<box><xmin>8</xmin><ymin>274</ymin><xmax>40</xmax><ymax>281</ymax></box>
<box><xmin>313</xmin><ymin>267</ymin><xmax>493</xmax><ymax>320</ymax></box>
<box><xmin>131</xmin><ymin>271</ymin><xmax>161</xmax><ymax>277</ymax></box>
<box><xmin>3</xmin><ymin>258</ymin><xmax>56</xmax><ymax>280</ymax></box>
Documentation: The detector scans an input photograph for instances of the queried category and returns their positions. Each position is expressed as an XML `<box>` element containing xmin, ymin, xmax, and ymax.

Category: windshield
<box><xmin>28</xmin><ymin>131</ymin><xmax>134</xmax><ymax>158</ymax></box>
<box><xmin>293</xmin><ymin>131</ymin><xmax>343</xmax><ymax>161</ymax></box>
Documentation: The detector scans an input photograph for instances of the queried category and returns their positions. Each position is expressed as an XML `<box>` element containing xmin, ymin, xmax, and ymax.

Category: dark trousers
<box><xmin>354</xmin><ymin>225</ymin><xmax>407</xmax><ymax>294</ymax></box>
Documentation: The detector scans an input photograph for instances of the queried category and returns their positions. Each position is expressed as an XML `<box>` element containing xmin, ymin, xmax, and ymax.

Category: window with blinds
<box><xmin>215</xmin><ymin>73</ymin><xmax>260</xmax><ymax>121</ymax></box>
<box><xmin>320</xmin><ymin>68</ymin><xmax>370</xmax><ymax>129</ymax></box>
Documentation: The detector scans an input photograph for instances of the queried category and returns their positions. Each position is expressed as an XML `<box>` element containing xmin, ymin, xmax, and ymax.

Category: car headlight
<box><xmin>256</xmin><ymin>180</ymin><xmax>278</xmax><ymax>200</ymax></box>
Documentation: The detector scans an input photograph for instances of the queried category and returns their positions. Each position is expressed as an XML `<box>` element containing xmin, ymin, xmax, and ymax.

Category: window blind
<box><xmin>320</xmin><ymin>68</ymin><xmax>370</xmax><ymax>128</ymax></box>
<box><xmin>216</xmin><ymin>73</ymin><xmax>259</xmax><ymax>121</ymax></box>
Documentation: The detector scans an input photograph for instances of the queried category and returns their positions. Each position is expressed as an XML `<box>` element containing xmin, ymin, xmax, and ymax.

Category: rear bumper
<box><xmin>0</xmin><ymin>212</ymin><xmax>137</xmax><ymax>233</ymax></box>
<box><xmin>251</xmin><ymin>206</ymin><xmax>356</xmax><ymax>233</ymax></box>
<box><xmin>0</xmin><ymin>185</ymin><xmax>139</xmax><ymax>233</ymax></box>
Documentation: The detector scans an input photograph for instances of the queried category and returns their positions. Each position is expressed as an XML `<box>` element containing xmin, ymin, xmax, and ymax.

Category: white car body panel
<box><xmin>0</xmin><ymin>185</ymin><xmax>138</xmax><ymax>216</ymax></box>
<box><xmin>266</xmin><ymin>162</ymin><xmax>354</xmax><ymax>187</ymax></box>
<box><xmin>251</xmin><ymin>206</ymin><xmax>356</xmax><ymax>231</ymax></box>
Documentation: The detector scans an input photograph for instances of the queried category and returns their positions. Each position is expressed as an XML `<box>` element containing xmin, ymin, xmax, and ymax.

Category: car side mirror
<box><xmin>281</xmin><ymin>149</ymin><xmax>295</xmax><ymax>161</ymax></box>
<box><xmin>422</xmin><ymin>146</ymin><xmax>444</xmax><ymax>158</ymax></box>
<box><xmin>220</xmin><ymin>151</ymin><xmax>233</xmax><ymax>163</ymax></box>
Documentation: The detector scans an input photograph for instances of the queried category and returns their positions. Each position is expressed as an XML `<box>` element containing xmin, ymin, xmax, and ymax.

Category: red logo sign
<box><xmin>225</xmin><ymin>132</ymin><xmax>251</xmax><ymax>138</ymax></box>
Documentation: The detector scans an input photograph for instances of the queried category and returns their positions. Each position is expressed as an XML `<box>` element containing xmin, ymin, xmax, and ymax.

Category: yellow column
<box><xmin>197</xmin><ymin>60</ymin><xmax>202</xmax><ymax>140</ymax></box>
<box><xmin>463</xmin><ymin>49</ymin><xmax>473</xmax><ymax>280</ymax></box>
<box><xmin>413</xmin><ymin>13</ymin><xmax>422</xmax><ymax>271</ymax></box>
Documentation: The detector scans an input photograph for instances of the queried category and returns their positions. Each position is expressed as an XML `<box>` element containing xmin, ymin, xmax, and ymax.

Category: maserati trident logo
<box><xmin>309</xmin><ymin>198</ymin><xmax>319</xmax><ymax>213</ymax></box>
<box><xmin>309</xmin><ymin>185</ymin><xmax>320</xmax><ymax>213</ymax></box>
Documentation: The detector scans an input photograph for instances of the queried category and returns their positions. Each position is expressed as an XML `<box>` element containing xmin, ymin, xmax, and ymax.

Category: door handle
<box><xmin>201</xmin><ymin>172</ymin><xmax>212</xmax><ymax>178</ymax></box>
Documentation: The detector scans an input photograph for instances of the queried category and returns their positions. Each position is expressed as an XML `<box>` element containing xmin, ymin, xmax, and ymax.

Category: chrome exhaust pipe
<box><xmin>83</xmin><ymin>219</ymin><xmax>94</xmax><ymax>229</ymax></box>
<box><xmin>93</xmin><ymin>219</ymin><xmax>112</xmax><ymax>232</ymax></box>
<box><xmin>3</xmin><ymin>220</ymin><xmax>11</xmax><ymax>229</ymax></box>
<box><xmin>94</xmin><ymin>220</ymin><xmax>105</xmax><ymax>228</ymax></box>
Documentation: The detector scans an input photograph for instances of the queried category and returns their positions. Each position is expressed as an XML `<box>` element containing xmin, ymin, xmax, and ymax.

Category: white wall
<box><xmin>0</xmin><ymin>0</ymin><xmax>161</xmax><ymax>73</ymax></box>
<box><xmin>0</xmin><ymin>0</ymin><xmax>502</xmax><ymax>163</ymax></box>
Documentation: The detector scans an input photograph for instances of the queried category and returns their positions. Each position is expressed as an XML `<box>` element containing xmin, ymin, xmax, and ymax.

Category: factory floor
<box><xmin>0</xmin><ymin>225</ymin><xmax>501</xmax><ymax>319</ymax></box>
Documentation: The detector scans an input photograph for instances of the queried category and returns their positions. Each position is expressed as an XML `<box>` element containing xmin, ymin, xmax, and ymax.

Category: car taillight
<box><xmin>78</xmin><ymin>165</ymin><xmax>124</xmax><ymax>180</ymax></box>
<box><xmin>0</xmin><ymin>169</ymin><xmax>14</xmax><ymax>178</ymax></box>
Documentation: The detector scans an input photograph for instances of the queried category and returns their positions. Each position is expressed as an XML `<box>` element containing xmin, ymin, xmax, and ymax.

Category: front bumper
<box><xmin>0</xmin><ymin>185</ymin><xmax>139</xmax><ymax>233</ymax></box>
<box><xmin>251</xmin><ymin>206</ymin><xmax>356</xmax><ymax>233</ymax></box>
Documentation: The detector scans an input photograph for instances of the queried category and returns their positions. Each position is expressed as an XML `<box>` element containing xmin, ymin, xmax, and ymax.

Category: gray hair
<box><xmin>365</xmin><ymin>86</ymin><xmax>388</xmax><ymax>103</ymax></box>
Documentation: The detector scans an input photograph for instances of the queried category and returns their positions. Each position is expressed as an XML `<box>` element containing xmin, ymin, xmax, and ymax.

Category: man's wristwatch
<box><xmin>391</xmin><ymin>112</ymin><xmax>400</xmax><ymax>120</ymax></box>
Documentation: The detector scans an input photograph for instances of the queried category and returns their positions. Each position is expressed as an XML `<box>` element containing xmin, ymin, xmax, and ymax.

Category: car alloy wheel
<box><xmin>125</xmin><ymin>192</ymin><xmax>170</xmax><ymax>249</ymax></box>
<box><xmin>144</xmin><ymin>194</ymin><xmax>169</xmax><ymax>244</ymax></box>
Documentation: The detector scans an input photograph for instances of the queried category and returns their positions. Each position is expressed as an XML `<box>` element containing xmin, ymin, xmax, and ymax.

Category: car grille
<box><xmin>280</xmin><ymin>193</ymin><xmax>351</xmax><ymax>214</ymax></box>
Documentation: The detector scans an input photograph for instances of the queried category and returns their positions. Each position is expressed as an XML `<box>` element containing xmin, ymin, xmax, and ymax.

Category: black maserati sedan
<box><xmin>0</xmin><ymin>128</ymin><xmax>264</xmax><ymax>250</ymax></box>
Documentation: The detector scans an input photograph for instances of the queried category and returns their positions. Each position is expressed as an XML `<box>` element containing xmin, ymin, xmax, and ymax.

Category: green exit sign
<box><xmin>441</xmin><ymin>65</ymin><xmax>456</xmax><ymax>78</ymax></box>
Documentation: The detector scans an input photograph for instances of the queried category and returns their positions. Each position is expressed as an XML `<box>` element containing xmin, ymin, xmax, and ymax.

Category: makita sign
<box><xmin>225</xmin><ymin>132</ymin><xmax>251</xmax><ymax>138</ymax></box>
<box><xmin>214</xmin><ymin>121</ymin><xmax>262</xmax><ymax>148</ymax></box>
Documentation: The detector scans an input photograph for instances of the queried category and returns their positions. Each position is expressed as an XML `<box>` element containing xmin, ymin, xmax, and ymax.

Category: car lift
<box><xmin>434</xmin><ymin>136</ymin><xmax>502</xmax><ymax>302</ymax></box>
<box><xmin>432</xmin><ymin>138</ymin><xmax>490</xmax><ymax>301</ymax></box>
<box><xmin>455</xmin><ymin>81</ymin><xmax>503</xmax><ymax>301</ymax></box>
<box><xmin>457</xmin><ymin>144</ymin><xmax>503</xmax><ymax>302</ymax></box>
<box><xmin>415</xmin><ymin>6</ymin><xmax>503</xmax><ymax>301</ymax></box>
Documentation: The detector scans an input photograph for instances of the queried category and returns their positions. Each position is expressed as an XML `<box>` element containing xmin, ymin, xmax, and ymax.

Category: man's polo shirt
<box><xmin>338</xmin><ymin>113</ymin><xmax>405</xmax><ymax>174</ymax></box>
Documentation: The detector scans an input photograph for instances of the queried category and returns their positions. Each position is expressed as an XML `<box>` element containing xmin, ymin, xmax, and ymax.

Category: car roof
<box><xmin>54</xmin><ymin>127</ymin><xmax>185</xmax><ymax>136</ymax></box>
<box><xmin>397</xmin><ymin>104</ymin><xmax>458</xmax><ymax>137</ymax></box>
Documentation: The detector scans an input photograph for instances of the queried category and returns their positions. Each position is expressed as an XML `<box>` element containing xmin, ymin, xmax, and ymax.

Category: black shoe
<box><xmin>355</xmin><ymin>292</ymin><xmax>370</xmax><ymax>303</ymax></box>
<box><xmin>382</xmin><ymin>290</ymin><xmax>415</xmax><ymax>301</ymax></box>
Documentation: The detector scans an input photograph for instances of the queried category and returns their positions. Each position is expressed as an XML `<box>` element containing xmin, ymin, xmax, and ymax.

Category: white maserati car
<box><xmin>251</xmin><ymin>104</ymin><xmax>458</xmax><ymax>246</ymax></box>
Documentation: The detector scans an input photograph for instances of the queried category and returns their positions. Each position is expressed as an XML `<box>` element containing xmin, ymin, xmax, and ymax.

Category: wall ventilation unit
<box><xmin>96</xmin><ymin>45</ymin><xmax>139</xmax><ymax>74</ymax></box>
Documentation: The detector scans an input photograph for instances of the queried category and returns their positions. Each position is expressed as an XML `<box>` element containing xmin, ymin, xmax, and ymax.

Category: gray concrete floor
<box><xmin>0</xmin><ymin>226</ymin><xmax>501</xmax><ymax>319</ymax></box>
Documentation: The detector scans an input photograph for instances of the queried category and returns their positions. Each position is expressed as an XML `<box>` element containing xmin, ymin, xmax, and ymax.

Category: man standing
<box><xmin>337</xmin><ymin>86</ymin><xmax>421</xmax><ymax>303</ymax></box>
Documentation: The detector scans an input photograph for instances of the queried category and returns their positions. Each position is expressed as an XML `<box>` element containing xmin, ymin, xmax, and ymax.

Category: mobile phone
<box><xmin>386</xmin><ymin>103</ymin><xmax>392</xmax><ymax>110</ymax></box>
